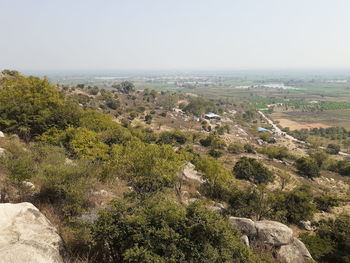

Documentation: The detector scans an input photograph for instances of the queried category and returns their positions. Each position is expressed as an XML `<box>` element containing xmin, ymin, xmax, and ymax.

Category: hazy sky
<box><xmin>1</xmin><ymin>0</ymin><xmax>350</xmax><ymax>71</ymax></box>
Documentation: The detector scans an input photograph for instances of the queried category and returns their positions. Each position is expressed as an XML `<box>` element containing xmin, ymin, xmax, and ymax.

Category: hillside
<box><xmin>0</xmin><ymin>71</ymin><xmax>349</xmax><ymax>263</ymax></box>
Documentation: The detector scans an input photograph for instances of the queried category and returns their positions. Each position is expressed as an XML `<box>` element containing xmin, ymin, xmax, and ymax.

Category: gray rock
<box><xmin>240</xmin><ymin>235</ymin><xmax>250</xmax><ymax>246</ymax></box>
<box><xmin>0</xmin><ymin>147</ymin><xmax>5</xmax><ymax>156</ymax></box>
<box><xmin>22</xmin><ymin>181</ymin><xmax>35</xmax><ymax>190</ymax></box>
<box><xmin>215</xmin><ymin>203</ymin><xmax>225</xmax><ymax>209</ymax></box>
<box><xmin>229</xmin><ymin>217</ymin><xmax>257</xmax><ymax>237</ymax></box>
<box><xmin>0</xmin><ymin>131</ymin><xmax>4</xmax><ymax>138</ymax></box>
<box><xmin>208</xmin><ymin>206</ymin><xmax>223</xmax><ymax>213</ymax></box>
<box><xmin>0</xmin><ymin>202</ymin><xmax>66</xmax><ymax>263</ymax></box>
<box><xmin>182</xmin><ymin>162</ymin><xmax>204</xmax><ymax>183</ymax></box>
<box><xmin>93</xmin><ymin>189</ymin><xmax>108</xmax><ymax>196</ymax></box>
<box><xmin>277</xmin><ymin>237</ymin><xmax>313</xmax><ymax>263</ymax></box>
<box><xmin>229</xmin><ymin>217</ymin><xmax>312</xmax><ymax>262</ymax></box>
<box><xmin>300</xmin><ymin>220</ymin><xmax>313</xmax><ymax>231</ymax></box>
<box><xmin>255</xmin><ymin>220</ymin><xmax>293</xmax><ymax>246</ymax></box>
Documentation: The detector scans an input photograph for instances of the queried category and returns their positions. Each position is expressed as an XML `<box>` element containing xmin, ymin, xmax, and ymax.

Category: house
<box><xmin>204</xmin><ymin>112</ymin><xmax>221</xmax><ymax>120</ymax></box>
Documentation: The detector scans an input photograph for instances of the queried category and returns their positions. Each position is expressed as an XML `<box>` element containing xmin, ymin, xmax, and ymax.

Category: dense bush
<box><xmin>208</xmin><ymin>148</ymin><xmax>223</xmax><ymax>158</ymax></box>
<box><xmin>326</xmin><ymin>143</ymin><xmax>341</xmax><ymax>155</ymax></box>
<box><xmin>104</xmin><ymin>140</ymin><xmax>184</xmax><ymax>197</ymax></box>
<box><xmin>199</xmin><ymin>134</ymin><xmax>226</xmax><ymax>149</ymax></box>
<box><xmin>227</xmin><ymin>142</ymin><xmax>244</xmax><ymax>154</ymax></box>
<box><xmin>301</xmin><ymin>215</ymin><xmax>350</xmax><ymax>263</ymax></box>
<box><xmin>314</xmin><ymin>195</ymin><xmax>340</xmax><ymax>212</ymax></box>
<box><xmin>271</xmin><ymin>187</ymin><xmax>316</xmax><ymax>224</ymax></box>
<box><xmin>258</xmin><ymin>145</ymin><xmax>290</xmax><ymax>160</ymax></box>
<box><xmin>0</xmin><ymin>73</ymin><xmax>80</xmax><ymax>140</ymax></box>
<box><xmin>112</xmin><ymin>81</ymin><xmax>135</xmax><ymax>94</ymax></box>
<box><xmin>92</xmin><ymin>197</ymin><xmax>260</xmax><ymax>263</ymax></box>
<box><xmin>158</xmin><ymin>130</ymin><xmax>188</xmax><ymax>145</ymax></box>
<box><xmin>259</xmin><ymin>133</ymin><xmax>276</xmax><ymax>144</ymax></box>
<box><xmin>295</xmin><ymin>157</ymin><xmax>320</xmax><ymax>178</ymax></box>
<box><xmin>183</xmin><ymin>97</ymin><xmax>217</xmax><ymax>116</ymax></box>
<box><xmin>233</xmin><ymin>157</ymin><xmax>274</xmax><ymax>184</ymax></box>
<box><xmin>194</xmin><ymin>156</ymin><xmax>233</xmax><ymax>200</ymax></box>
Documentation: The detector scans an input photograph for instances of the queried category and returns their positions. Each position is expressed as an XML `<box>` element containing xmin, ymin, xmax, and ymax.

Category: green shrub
<box><xmin>326</xmin><ymin>144</ymin><xmax>341</xmax><ymax>155</ymax></box>
<box><xmin>314</xmin><ymin>195</ymin><xmax>340</xmax><ymax>212</ymax></box>
<box><xmin>295</xmin><ymin>157</ymin><xmax>320</xmax><ymax>178</ymax></box>
<box><xmin>258</xmin><ymin>146</ymin><xmax>289</xmax><ymax>160</ymax></box>
<box><xmin>208</xmin><ymin>149</ymin><xmax>223</xmax><ymax>158</ymax></box>
<box><xmin>299</xmin><ymin>233</ymin><xmax>334</xmax><ymax>261</ymax></box>
<box><xmin>243</xmin><ymin>143</ymin><xmax>255</xmax><ymax>153</ymax></box>
<box><xmin>65</xmin><ymin>127</ymin><xmax>109</xmax><ymax>160</ymax></box>
<box><xmin>228</xmin><ymin>142</ymin><xmax>244</xmax><ymax>154</ymax></box>
<box><xmin>233</xmin><ymin>157</ymin><xmax>274</xmax><ymax>184</ymax></box>
<box><xmin>0</xmin><ymin>73</ymin><xmax>80</xmax><ymax>140</ymax></box>
<box><xmin>2</xmin><ymin>145</ymin><xmax>36</xmax><ymax>182</ymax></box>
<box><xmin>199</xmin><ymin>134</ymin><xmax>226</xmax><ymax>149</ymax></box>
<box><xmin>301</xmin><ymin>215</ymin><xmax>350</xmax><ymax>262</ymax></box>
<box><xmin>158</xmin><ymin>130</ymin><xmax>188</xmax><ymax>145</ymax></box>
<box><xmin>92</xmin><ymin>197</ymin><xmax>258</xmax><ymax>263</ymax></box>
<box><xmin>271</xmin><ymin>187</ymin><xmax>316</xmax><ymax>224</ymax></box>
<box><xmin>105</xmin><ymin>141</ymin><xmax>184</xmax><ymax>197</ymax></box>
<box><xmin>38</xmin><ymin>159</ymin><xmax>95</xmax><ymax>217</ymax></box>
<box><xmin>194</xmin><ymin>156</ymin><xmax>233</xmax><ymax>201</ymax></box>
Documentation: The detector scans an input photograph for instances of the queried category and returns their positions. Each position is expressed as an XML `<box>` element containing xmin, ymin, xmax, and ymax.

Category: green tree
<box><xmin>113</xmin><ymin>81</ymin><xmax>135</xmax><ymax>94</ymax></box>
<box><xmin>184</xmin><ymin>98</ymin><xmax>217</xmax><ymax>116</ymax></box>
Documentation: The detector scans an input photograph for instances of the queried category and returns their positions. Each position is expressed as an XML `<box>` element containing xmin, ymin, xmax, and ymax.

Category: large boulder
<box><xmin>229</xmin><ymin>217</ymin><xmax>257</xmax><ymax>237</ymax></box>
<box><xmin>255</xmin><ymin>220</ymin><xmax>293</xmax><ymax>246</ymax></box>
<box><xmin>277</xmin><ymin>238</ymin><xmax>313</xmax><ymax>263</ymax></box>
<box><xmin>229</xmin><ymin>217</ymin><xmax>312</xmax><ymax>263</ymax></box>
<box><xmin>0</xmin><ymin>202</ymin><xmax>66</xmax><ymax>263</ymax></box>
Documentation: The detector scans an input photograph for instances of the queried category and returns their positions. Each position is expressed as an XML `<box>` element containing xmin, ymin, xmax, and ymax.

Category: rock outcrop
<box><xmin>277</xmin><ymin>238</ymin><xmax>312</xmax><ymax>263</ymax></box>
<box><xmin>255</xmin><ymin>220</ymin><xmax>293</xmax><ymax>246</ymax></box>
<box><xmin>181</xmin><ymin>162</ymin><xmax>204</xmax><ymax>183</ymax></box>
<box><xmin>0</xmin><ymin>202</ymin><xmax>66</xmax><ymax>263</ymax></box>
<box><xmin>230</xmin><ymin>216</ymin><xmax>313</xmax><ymax>263</ymax></box>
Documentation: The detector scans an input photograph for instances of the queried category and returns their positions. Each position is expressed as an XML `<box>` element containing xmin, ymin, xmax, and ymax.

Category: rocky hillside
<box><xmin>0</xmin><ymin>71</ymin><xmax>349</xmax><ymax>263</ymax></box>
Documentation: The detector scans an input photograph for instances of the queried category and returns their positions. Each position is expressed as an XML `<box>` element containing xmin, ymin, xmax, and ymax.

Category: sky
<box><xmin>1</xmin><ymin>0</ymin><xmax>350</xmax><ymax>72</ymax></box>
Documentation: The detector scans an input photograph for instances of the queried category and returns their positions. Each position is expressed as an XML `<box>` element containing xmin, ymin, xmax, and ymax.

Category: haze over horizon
<box><xmin>1</xmin><ymin>0</ymin><xmax>350</xmax><ymax>72</ymax></box>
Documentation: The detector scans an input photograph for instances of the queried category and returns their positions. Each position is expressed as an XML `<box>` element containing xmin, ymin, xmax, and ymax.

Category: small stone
<box><xmin>240</xmin><ymin>235</ymin><xmax>250</xmax><ymax>246</ymax></box>
<box><xmin>22</xmin><ymin>181</ymin><xmax>35</xmax><ymax>190</ymax></box>
<box><xmin>0</xmin><ymin>147</ymin><xmax>6</xmax><ymax>156</ymax></box>
<box><xmin>93</xmin><ymin>189</ymin><xmax>108</xmax><ymax>196</ymax></box>
<box><xmin>300</xmin><ymin>220</ymin><xmax>312</xmax><ymax>231</ymax></box>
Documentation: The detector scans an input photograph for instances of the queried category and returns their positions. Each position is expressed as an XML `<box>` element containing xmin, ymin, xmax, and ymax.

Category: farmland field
<box><xmin>270</xmin><ymin>109</ymin><xmax>350</xmax><ymax>130</ymax></box>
